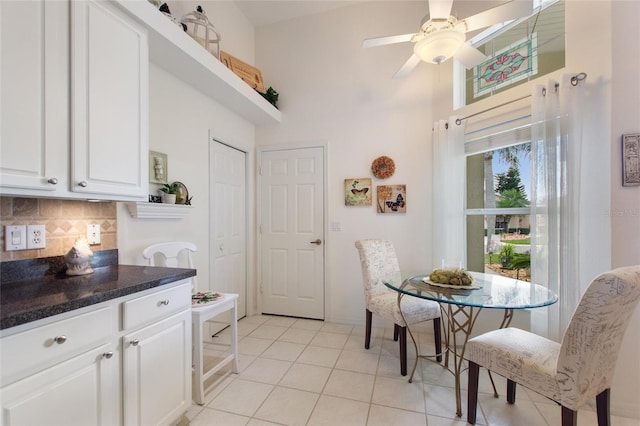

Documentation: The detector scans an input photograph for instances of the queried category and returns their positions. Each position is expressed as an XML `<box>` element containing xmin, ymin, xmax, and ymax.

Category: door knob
<box><xmin>310</xmin><ymin>239</ymin><xmax>322</xmax><ymax>245</ymax></box>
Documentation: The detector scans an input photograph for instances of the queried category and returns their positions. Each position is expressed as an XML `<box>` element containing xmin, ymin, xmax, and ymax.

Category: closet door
<box><xmin>210</xmin><ymin>140</ymin><xmax>247</xmax><ymax>323</ymax></box>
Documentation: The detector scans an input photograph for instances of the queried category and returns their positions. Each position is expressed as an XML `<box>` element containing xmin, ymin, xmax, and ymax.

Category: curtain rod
<box><xmin>455</xmin><ymin>72</ymin><xmax>587</xmax><ymax>126</ymax></box>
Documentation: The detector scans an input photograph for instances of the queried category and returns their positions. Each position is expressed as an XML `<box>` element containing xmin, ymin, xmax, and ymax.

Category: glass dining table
<box><xmin>383</xmin><ymin>270</ymin><xmax>558</xmax><ymax>417</ymax></box>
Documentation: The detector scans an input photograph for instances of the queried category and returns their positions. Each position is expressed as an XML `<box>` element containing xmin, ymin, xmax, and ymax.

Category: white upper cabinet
<box><xmin>70</xmin><ymin>0</ymin><xmax>148</xmax><ymax>199</ymax></box>
<box><xmin>0</xmin><ymin>1</ymin><xmax>69</xmax><ymax>194</ymax></box>
<box><xmin>0</xmin><ymin>0</ymin><xmax>148</xmax><ymax>201</ymax></box>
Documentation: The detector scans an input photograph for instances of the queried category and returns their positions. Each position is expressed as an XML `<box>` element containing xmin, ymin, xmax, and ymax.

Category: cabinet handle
<box><xmin>78</xmin><ymin>180</ymin><xmax>88</xmax><ymax>187</ymax></box>
<box><xmin>47</xmin><ymin>178</ymin><xmax>58</xmax><ymax>185</ymax></box>
<box><xmin>102</xmin><ymin>351</ymin><xmax>114</xmax><ymax>359</ymax></box>
<box><xmin>130</xmin><ymin>339</ymin><xmax>140</xmax><ymax>346</ymax></box>
<box><xmin>159</xmin><ymin>299</ymin><xmax>170</xmax><ymax>306</ymax></box>
<box><xmin>53</xmin><ymin>335</ymin><xmax>67</xmax><ymax>344</ymax></box>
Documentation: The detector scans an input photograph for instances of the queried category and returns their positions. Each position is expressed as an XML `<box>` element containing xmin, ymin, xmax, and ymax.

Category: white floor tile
<box><xmin>263</xmin><ymin>315</ymin><xmax>298</xmax><ymax>327</ymax></box>
<box><xmin>319</xmin><ymin>322</ymin><xmax>353</xmax><ymax>334</ymax></box>
<box><xmin>248</xmin><ymin>324</ymin><xmax>289</xmax><ymax>340</ymax></box>
<box><xmin>367</xmin><ymin>404</ymin><xmax>428</xmax><ymax>426</ymax></box>
<box><xmin>335</xmin><ymin>349</ymin><xmax>380</xmax><ymax>375</ymax></box>
<box><xmin>278</xmin><ymin>327</ymin><xmax>318</xmax><ymax>345</ymax></box>
<box><xmin>309</xmin><ymin>331</ymin><xmax>349</xmax><ymax>349</ymax></box>
<box><xmin>239</xmin><ymin>357</ymin><xmax>292</xmax><ymax>384</ymax></box>
<box><xmin>261</xmin><ymin>341</ymin><xmax>306</xmax><ymax>362</ymax></box>
<box><xmin>188</xmin><ymin>314</ymin><xmax>640</xmax><ymax>426</ymax></box>
<box><xmin>238</xmin><ymin>336</ymin><xmax>274</xmax><ymax>356</ymax></box>
<box><xmin>297</xmin><ymin>345</ymin><xmax>341</xmax><ymax>368</ymax></box>
<box><xmin>208</xmin><ymin>379</ymin><xmax>274</xmax><ymax>417</ymax></box>
<box><xmin>372</xmin><ymin>375</ymin><xmax>426</xmax><ymax>413</ymax></box>
<box><xmin>253</xmin><ymin>386</ymin><xmax>319</xmax><ymax>425</ymax></box>
<box><xmin>323</xmin><ymin>369</ymin><xmax>375</xmax><ymax>403</ymax></box>
<box><xmin>279</xmin><ymin>363</ymin><xmax>332</xmax><ymax>393</ymax></box>
<box><xmin>188</xmin><ymin>407</ymin><xmax>250</xmax><ymax>426</ymax></box>
<box><xmin>291</xmin><ymin>318</ymin><xmax>324</xmax><ymax>331</ymax></box>
<box><xmin>307</xmin><ymin>394</ymin><xmax>369</xmax><ymax>426</ymax></box>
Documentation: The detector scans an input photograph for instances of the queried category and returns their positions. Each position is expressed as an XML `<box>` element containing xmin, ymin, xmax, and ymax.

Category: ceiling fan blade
<box><xmin>463</xmin><ymin>0</ymin><xmax>533</xmax><ymax>33</ymax></box>
<box><xmin>362</xmin><ymin>33</ymin><xmax>414</xmax><ymax>48</ymax></box>
<box><xmin>393</xmin><ymin>54</ymin><xmax>421</xmax><ymax>79</ymax></box>
<box><xmin>429</xmin><ymin>0</ymin><xmax>453</xmax><ymax>20</ymax></box>
<box><xmin>454</xmin><ymin>43</ymin><xmax>488</xmax><ymax>69</ymax></box>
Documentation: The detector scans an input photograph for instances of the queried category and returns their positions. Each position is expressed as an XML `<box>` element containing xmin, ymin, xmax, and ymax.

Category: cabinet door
<box><xmin>123</xmin><ymin>310</ymin><xmax>191</xmax><ymax>426</ymax></box>
<box><xmin>0</xmin><ymin>344</ymin><xmax>117</xmax><ymax>426</ymax></box>
<box><xmin>71</xmin><ymin>0</ymin><xmax>148</xmax><ymax>199</ymax></box>
<box><xmin>0</xmin><ymin>0</ymin><xmax>68</xmax><ymax>194</ymax></box>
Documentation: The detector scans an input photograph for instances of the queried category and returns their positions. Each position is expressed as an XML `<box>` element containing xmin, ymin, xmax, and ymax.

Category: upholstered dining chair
<box><xmin>465</xmin><ymin>265</ymin><xmax>640</xmax><ymax>426</ymax></box>
<box><xmin>355</xmin><ymin>239</ymin><xmax>442</xmax><ymax>376</ymax></box>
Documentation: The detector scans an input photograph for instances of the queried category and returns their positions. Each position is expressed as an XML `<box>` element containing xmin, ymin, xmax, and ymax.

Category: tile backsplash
<box><xmin>0</xmin><ymin>197</ymin><xmax>117</xmax><ymax>262</ymax></box>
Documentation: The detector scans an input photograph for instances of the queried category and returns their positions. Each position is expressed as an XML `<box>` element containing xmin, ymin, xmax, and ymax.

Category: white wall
<box><xmin>255</xmin><ymin>1</ymin><xmax>437</xmax><ymax>325</ymax></box>
<box><xmin>431</xmin><ymin>0</ymin><xmax>639</xmax><ymax>418</ymax></box>
<box><xmin>610</xmin><ymin>0</ymin><xmax>640</xmax><ymax>420</ymax></box>
<box><xmin>254</xmin><ymin>0</ymin><xmax>640</xmax><ymax>418</ymax></box>
<box><xmin>117</xmin><ymin>1</ymin><xmax>259</xmax><ymax>312</ymax></box>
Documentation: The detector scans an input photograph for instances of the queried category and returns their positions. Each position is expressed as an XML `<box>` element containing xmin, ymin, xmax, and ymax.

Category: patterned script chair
<box><xmin>355</xmin><ymin>239</ymin><xmax>442</xmax><ymax>375</ymax></box>
<box><xmin>465</xmin><ymin>265</ymin><xmax>640</xmax><ymax>426</ymax></box>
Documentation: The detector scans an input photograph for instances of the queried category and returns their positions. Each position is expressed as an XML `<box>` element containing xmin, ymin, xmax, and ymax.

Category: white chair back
<box><xmin>142</xmin><ymin>241</ymin><xmax>198</xmax><ymax>289</ymax></box>
<box><xmin>355</xmin><ymin>239</ymin><xmax>402</xmax><ymax>304</ymax></box>
<box><xmin>557</xmin><ymin>265</ymin><xmax>640</xmax><ymax>408</ymax></box>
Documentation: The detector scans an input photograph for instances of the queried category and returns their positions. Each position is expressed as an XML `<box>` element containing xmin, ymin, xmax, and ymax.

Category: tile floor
<box><xmin>184</xmin><ymin>315</ymin><xmax>638</xmax><ymax>426</ymax></box>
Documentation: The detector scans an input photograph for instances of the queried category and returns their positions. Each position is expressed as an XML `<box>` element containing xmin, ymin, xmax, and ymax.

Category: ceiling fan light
<box><xmin>413</xmin><ymin>29</ymin><xmax>465</xmax><ymax>64</ymax></box>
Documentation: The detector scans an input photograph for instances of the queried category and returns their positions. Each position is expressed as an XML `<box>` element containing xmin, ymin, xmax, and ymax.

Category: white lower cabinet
<box><xmin>0</xmin><ymin>343</ymin><xmax>117</xmax><ymax>426</ymax></box>
<box><xmin>0</xmin><ymin>280</ymin><xmax>192</xmax><ymax>426</ymax></box>
<box><xmin>123</xmin><ymin>311</ymin><xmax>191</xmax><ymax>426</ymax></box>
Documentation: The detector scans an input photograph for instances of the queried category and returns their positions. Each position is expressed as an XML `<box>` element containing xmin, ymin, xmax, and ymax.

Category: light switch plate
<box><xmin>5</xmin><ymin>225</ymin><xmax>27</xmax><ymax>251</ymax></box>
<box><xmin>87</xmin><ymin>224</ymin><xmax>101</xmax><ymax>245</ymax></box>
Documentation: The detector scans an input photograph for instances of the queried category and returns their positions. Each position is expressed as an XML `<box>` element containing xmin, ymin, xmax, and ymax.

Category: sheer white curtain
<box><xmin>432</xmin><ymin>118</ymin><xmax>466</xmax><ymax>267</ymax></box>
<box><xmin>530</xmin><ymin>74</ymin><xmax>586</xmax><ymax>341</ymax></box>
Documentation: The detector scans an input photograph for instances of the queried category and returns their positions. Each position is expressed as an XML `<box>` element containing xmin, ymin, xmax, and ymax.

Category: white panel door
<box><xmin>260</xmin><ymin>146</ymin><xmax>325</xmax><ymax>319</ymax></box>
<box><xmin>210</xmin><ymin>141</ymin><xmax>246</xmax><ymax>319</ymax></box>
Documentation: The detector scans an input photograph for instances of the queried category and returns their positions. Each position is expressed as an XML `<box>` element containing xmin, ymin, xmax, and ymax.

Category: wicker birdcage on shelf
<box><xmin>181</xmin><ymin>5</ymin><xmax>221</xmax><ymax>59</ymax></box>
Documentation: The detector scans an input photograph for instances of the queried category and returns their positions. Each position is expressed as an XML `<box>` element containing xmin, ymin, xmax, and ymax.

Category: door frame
<box><xmin>209</xmin><ymin>132</ymin><xmax>252</xmax><ymax>318</ymax></box>
<box><xmin>256</xmin><ymin>141</ymin><xmax>329</xmax><ymax>319</ymax></box>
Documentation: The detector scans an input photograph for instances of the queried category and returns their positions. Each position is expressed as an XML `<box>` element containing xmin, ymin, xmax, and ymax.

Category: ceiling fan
<box><xmin>362</xmin><ymin>0</ymin><xmax>533</xmax><ymax>79</ymax></box>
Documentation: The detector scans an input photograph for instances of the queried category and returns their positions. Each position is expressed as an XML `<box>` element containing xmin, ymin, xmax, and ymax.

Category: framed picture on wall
<box><xmin>149</xmin><ymin>151</ymin><xmax>168</xmax><ymax>184</ymax></box>
<box><xmin>377</xmin><ymin>185</ymin><xmax>406</xmax><ymax>213</ymax></box>
<box><xmin>622</xmin><ymin>134</ymin><xmax>640</xmax><ymax>186</ymax></box>
<box><xmin>345</xmin><ymin>178</ymin><xmax>372</xmax><ymax>206</ymax></box>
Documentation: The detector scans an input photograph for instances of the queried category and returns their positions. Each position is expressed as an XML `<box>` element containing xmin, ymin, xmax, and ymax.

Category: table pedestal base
<box><xmin>398</xmin><ymin>291</ymin><xmax>514</xmax><ymax>417</ymax></box>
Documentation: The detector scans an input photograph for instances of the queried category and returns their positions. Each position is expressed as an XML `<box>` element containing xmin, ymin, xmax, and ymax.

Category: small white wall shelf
<box><xmin>126</xmin><ymin>202</ymin><xmax>192</xmax><ymax>219</ymax></box>
<box><xmin>113</xmin><ymin>1</ymin><xmax>281</xmax><ymax>125</ymax></box>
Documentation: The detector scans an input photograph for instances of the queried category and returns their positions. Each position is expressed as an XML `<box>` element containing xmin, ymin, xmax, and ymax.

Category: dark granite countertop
<box><xmin>0</xmin><ymin>250</ymin><xmax>196</xmax><ymax>330</ymax></box>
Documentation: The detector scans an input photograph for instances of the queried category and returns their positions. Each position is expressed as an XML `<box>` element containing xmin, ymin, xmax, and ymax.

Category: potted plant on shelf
<box><xmin>159</xmin><ymin>182</ymin><xmax>179</xmax><ymax>204</ymax></box>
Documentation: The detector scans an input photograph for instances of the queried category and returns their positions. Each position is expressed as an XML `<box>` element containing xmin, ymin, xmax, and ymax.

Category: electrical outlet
<box><xmin>5</xmin><ymin>225</ymin><xmax>27</xmax><ymax>251</ymax></box>
<box><xmin>87</xmin><ymin>224</ymin><xmax>101</xmax><ymax>245</ymax></box>
<box><xmin>27</xmin><ymin>225</ymin><xmax>46</xmax><ymax>249</ymax></box>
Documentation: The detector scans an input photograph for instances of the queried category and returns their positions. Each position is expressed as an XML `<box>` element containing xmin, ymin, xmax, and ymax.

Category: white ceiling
<box><xmin>233</xmin><ymin>0</ymin><xmax>361</xmax><ymax>27</ymax></box>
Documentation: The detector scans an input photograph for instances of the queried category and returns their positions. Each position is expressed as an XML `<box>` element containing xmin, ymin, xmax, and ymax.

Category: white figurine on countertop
<box><xmin>65</xmin><ymin>238</ymin><xmax>94</xmax><ymax>276</ymax></box>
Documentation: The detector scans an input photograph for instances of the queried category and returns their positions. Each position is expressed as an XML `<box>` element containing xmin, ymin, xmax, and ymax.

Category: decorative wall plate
<box><xmin>371</xmin><ymin>156</ymin><xmax>395</xmax><ymax>179</ymax></box>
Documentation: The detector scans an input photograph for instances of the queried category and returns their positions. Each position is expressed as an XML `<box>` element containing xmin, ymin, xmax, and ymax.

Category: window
<box><xmin>454</xmin><ymin>0</ymin><xmax>565</xmax><ymax>108</ymax></box>
<box><xmin>465</xmin><ymin>134</ymin><xmax>532</xmax><ymax>279</ymax></box>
